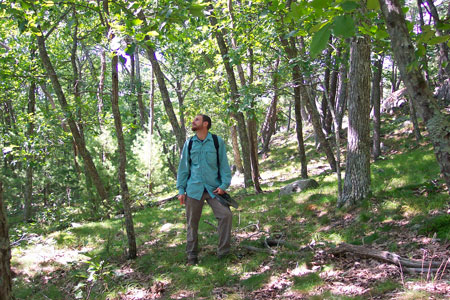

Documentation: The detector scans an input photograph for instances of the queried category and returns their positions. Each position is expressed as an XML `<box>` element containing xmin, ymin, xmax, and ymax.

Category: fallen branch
<box><xmin>331</xmin><ymin>243</ymin><xmax>447</xmax><ymax>273</ymax></box>
<box><xmin>204</xmin><ymin>219</ymin><xmax>218</xmax><ymax>230</ymax></box>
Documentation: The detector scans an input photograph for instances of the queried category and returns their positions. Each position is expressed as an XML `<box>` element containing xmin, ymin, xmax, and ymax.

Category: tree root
<box><xmin>331</xmin><ymin>243</ymin><xmax>449</xmax><ymax>274</ymax></box>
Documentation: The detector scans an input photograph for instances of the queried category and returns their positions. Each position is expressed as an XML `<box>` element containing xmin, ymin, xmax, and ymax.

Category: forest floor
<box><xmin>10</xmin><ymin>114</ymin><xmax>450</xmax><ymax>299</ymax></box>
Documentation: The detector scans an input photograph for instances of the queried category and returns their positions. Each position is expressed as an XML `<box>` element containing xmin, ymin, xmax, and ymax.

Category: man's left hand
<box><xmin>213</xmin><ymin>187</ymin><xmax>225</xmax><ymax>195</ymax></box>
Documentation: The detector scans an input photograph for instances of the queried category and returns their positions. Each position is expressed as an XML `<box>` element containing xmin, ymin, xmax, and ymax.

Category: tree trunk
<box><xmin>230</xmin><ymin>125</ymin><xmax>244</xmax><ymax>173</ymax></box>
<box><xmin>24</xmin><ymin>82</ymin><xmax>36</xmax><ymax>222</ymax></box>
<box><xmin>208</xmin><ymin>5</ymin><xmax>253</xmax><ymax>187</ymax></box>
<box><xmin>380</xmin><ymin>0</ymin><xmax>450</xmax><ymax>191</ymax></box>
<box><xmin>144</xmin><ymin>43</ymin><xmax>185</xmax><ymax>152</ymax></box>
<box><xmin>36</xmin><ymin>33</ymin><xmax>109</xmax><ymax>202</ymax></box>
<box><xmin>135</xmin><ymin>48</ymin><xmax>147</xmax><ymax>128</ymax></box>
<box><xmin>408</xmin><ymin>95</ymin><xmax>423</xmax><ymax>142</ymax></box>
<box><xmin>339</xmin><ymin>22</ymin><xmax>372</xmax><ymax>208</ymax></box>
<box><xmin>228</xmin><ymin>0</ymin><xmax>261</xmax><ymax>192</ymax></box>
<box><xmin>260</xmin><ymin>58</ymin><xmax>280</xmax><ymax>154</ymax></box>
<box><xmin>148</xmin><ymin>68</ymin><xmax>155</xmax><ymax>194</ymax></box>
<box><xmin>425</xmin><ymin>0</ymin><xmax>450</xmax><ymax>80</ymax></box>
<box><xmin>335</xmin><ymin>48</ymin><xmax>349</xmax><ymax>130</ymax></box>
<box><xmin>372</xmin><ymin>57</ymin><xmax>384</xmax><ymax>160</ymax></box>
<box><xmin>279</xmin><ymin>33</ymin><xmax>308</xmax><ymax>178</ymax></box>
<box><xmin>0</xmin><ymin>182</ymin><xmax>12</xmax><ymax>300</ymax></box>
<box><xmin>111</xmin><ymin>54</ymin><xmax>137</xmax><ymax>259</ymax></box>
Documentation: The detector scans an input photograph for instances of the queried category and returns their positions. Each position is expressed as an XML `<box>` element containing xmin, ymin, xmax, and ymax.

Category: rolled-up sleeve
<box><xmin>218</xmin><ymin>137</ymin><xmax>232</xmax><ymax>191</ymax></box>
<box><xmin>176</xmin><ymin>140</ymin><xmax>190</xmax><ymax>195</ymax></box>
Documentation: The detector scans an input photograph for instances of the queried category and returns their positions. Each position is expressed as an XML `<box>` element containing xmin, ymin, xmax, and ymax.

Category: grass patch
<box><xmin>291</xmin><ymin>272</ymin><xmax>323</xmax><ymax>291</ymax></box>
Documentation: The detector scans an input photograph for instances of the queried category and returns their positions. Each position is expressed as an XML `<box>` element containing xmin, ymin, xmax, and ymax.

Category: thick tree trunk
<box><xmin>208</xmin><ymin>6</ymin><xmax>253</xmax><ymax>187</ymax></box>
<box><xmin>24</xmin><ymin>82</ymin><xmax>36</xmax><ymax>222</ymax></box>
<box><xmin>135</xmin><ymin>49</ymin><xmax>147</xmax><ymax>128</ymax></box>
<box><xmin>144</xmin><ymin>44</ymin><xmax>185</xmax><ymax>152</ymax></box>
<box><xmin>37</xmin><ymin>33</ymin><xmax>108</xmax><ymax>201</ymax></box>
<box><xmin>372</xmin><ymin>57</ymin><xmax>384</xmax><ymax>160</ymax></box>
<box><xmin>380</xmin><ymin>0</ymin><xmax>450</xmax><ymax>191</ymax></box>
<box><xmin>0</xmin><ymin>182</ymin><xmax>12</xmax><ymax>300</ymax></box>
<box><xmin>339</xmin><ymin>26</ymin><xmax>372</xmax><ymax>207</ymax></box>
<box><xmin>111</xmin><ymin>55</ymin><xmax>137</xmax><ymax>259</ymax></box>
<box><xmin>230</xmin><ymin>125</ymin><xmax>244</xmax><ymax>173</ymax></box>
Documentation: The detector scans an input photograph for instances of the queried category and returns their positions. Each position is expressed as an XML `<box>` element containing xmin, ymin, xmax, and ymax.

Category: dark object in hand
<box><xmin>215</xmin><ymin>193</ymin><xmax>239</xmax><ymax>208</ymax></box>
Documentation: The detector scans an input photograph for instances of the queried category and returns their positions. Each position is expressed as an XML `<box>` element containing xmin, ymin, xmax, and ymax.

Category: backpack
<box><xmin>187</xmin><ymin>134</ymin><xmax>220</xmax><ymax>180</ymax></box>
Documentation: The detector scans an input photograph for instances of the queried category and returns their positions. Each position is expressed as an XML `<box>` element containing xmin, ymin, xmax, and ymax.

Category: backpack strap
<box><xmin>187</xmin><ymin>134</ymin><xmax>221</xmax><ymax>181</ymax></box>
<box><xmin>212</xmin><ymin>134</ymin><xmax>221</xmax><ymax>181</ymax></box>
<box><xmin>187</xmin><ymin>136</ymin><xmax>194</xmax><ymax>179</ymax></box>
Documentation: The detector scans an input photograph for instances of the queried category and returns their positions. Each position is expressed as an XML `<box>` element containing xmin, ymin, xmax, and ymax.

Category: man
<box><xmin>177</xmin><ymin>114</ymin><xmax>232</xmax><ymax>265</ymax></box>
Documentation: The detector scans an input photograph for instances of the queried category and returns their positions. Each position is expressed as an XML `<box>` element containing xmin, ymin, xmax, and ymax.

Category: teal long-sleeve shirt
<box><xmin>177</xmin><ymin>133</ymin><xmax>232</xmax><ymax>201</ymax></box>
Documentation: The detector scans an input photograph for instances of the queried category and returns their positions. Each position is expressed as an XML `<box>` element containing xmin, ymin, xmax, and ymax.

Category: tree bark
<box><xmin>208</xmin><ymin>4</ymin><xmax>253</xmax><ymax>187</ymax></box>
<box><xmin>24</xmin><ymin>82</ymin><xmax>36</xmax><ymax>222</ymax></box>
<box><xmin>339</xmin><ymin>20</ymin><xmax>372</xmax><ymax>207</ymax></box>
<box><xmin>36</xmin><ymin>33</ymin><xmax>108</xmax><ymax>201</ymax></box>
<box><xmin>0</xmin><ymin>182</ymin><xmax>12</xmax><ymax>300</ymax></box>
<box><xmin>111</xmin><ymin>54</ymin><xmax>137</xmax><ymax>259</ymax></box>
<box><xmin>372</xmin><ymin>57</ymin><xmax>384</xmax><ymax>160</ymax></box>
<box><xmin>380</xmin><ymin>0</ymin><xmax>450</xmax><ymax>191</ymax></box>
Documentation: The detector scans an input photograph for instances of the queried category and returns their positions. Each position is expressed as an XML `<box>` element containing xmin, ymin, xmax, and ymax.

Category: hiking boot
<box><xmin>187</xmin><ymin>257</ymin><xmax>198</xmax><ymax>265</ymax></box>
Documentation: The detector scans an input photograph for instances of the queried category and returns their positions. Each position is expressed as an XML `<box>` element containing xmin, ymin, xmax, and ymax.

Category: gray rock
<box><xmin>279</xmin><ymin>179</ymin><xmax>319</xmax><ymax>197</ymax></box>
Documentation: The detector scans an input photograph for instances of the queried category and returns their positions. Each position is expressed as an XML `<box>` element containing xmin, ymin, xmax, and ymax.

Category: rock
<box><xmin>160</xmin><ymin>223</ymin><xmax>174</xmax><ymax>232</ymax></box>
<box><xmin>279</xmin><ymin>179</ymin><xmax>319</xmax><ymax>197</ymax></box>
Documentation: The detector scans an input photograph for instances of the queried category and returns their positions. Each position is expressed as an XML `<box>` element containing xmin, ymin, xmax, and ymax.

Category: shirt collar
<box><xmin>192</xmin><ymin>132</ymin><xmax>212</xmax><ymax>142</ymax></box>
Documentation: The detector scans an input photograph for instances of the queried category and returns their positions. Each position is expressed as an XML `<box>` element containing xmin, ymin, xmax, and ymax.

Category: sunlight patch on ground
<box><xmin>12</xmin><ymin>237</ymin><xmax>91</xmax><ymax>277</ymax></box>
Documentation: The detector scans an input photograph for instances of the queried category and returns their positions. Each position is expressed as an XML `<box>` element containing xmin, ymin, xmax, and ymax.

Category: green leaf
<box><xmin>340</xmin><ymin>1</ymin><xmax>359</xmax><ymax>11</ymax></box>
<box><xmin>428</xmin><ymin>35</ymin><xmax>450</xmax><ymax>45</ymax></box>
<box><xmin>310</xmin><ymin>23</ymin><xmax>332</xmax><ymax>57</ymax></box>
<box><xmin>125</xmin><ymin>43</ymin><xmax>136</xmax><ymax>55</ymax></box>
<box><xmin>146</xmin><ymin>31</ymin><xmax>159</xmax><ymax>37</ymax></box>
<box><xmin>130</xmin><ymin>19</ymin><xmax>143</xmax><ymax>26</ymax></box>
<box><xmin>332</xmin><ymin>15</ymin><xmax>355</xmax><ymax>38</ymax></box>
<box><xmin>367</xmin><ymin>0</ymin><xmax>380</xmax><ymax>10</ymax></box>
<box><xmin>189</xmin><ymin>4</ymin><xmax>206</xmax><ymax>18</ymax></box>
<box><xmin>311</xmin><ymin>0</ymin><xmax>330</xmax><ymax>10</ymax></box>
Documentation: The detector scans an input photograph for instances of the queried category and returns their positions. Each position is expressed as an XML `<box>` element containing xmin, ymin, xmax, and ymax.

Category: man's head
<box><xmin>191</xmin><ymin>114</ymin><xmax>211</xmax><ymax>132</ymax></box>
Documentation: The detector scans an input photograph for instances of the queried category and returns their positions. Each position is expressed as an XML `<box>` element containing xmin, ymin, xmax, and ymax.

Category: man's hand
<box><xmin>178</xmin><ymin>194</ymin><xmax>186</xmax><ymax>205</ymax></box>
<box><xmin>213</xmin><ymin>187</ymin><xmax>225</xmax><ymax>195</ymax></box>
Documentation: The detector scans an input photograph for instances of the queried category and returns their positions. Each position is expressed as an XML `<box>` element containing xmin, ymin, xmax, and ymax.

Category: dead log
<box><xmin>331</xmin><ymin>243</ymin><xmax>446</xmax><ymax>273</ymax></box>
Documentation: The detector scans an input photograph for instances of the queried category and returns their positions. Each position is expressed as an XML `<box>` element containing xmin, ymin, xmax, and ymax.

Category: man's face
<box><xmin>191</xmin><ymin>115</ymin><xmax>205</xmax><ymax>131</ymax></box>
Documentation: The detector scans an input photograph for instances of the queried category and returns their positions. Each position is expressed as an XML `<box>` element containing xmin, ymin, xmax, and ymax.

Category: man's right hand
<box><xmin>178</xmin><ymin>194</ymin><xmax>186</xmax><ymax>205</ymax></box>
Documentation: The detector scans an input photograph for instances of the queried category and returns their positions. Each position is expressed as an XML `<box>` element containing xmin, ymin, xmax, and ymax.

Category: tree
<box><xmin>372</xmin><ymin>56</ymin><xmax>384</xmax><ymax>160</ymax></box>
<box><xmin>379</xmin><ymin>0</ymin><xmax>450</xmax><ymax>192</ymax></box>
<box><xmin>0</xmin><ymin>182</ymin><xmax>12</xmax><ymax>300</ymax></box>
<box><xmin>339</xmin><ymin>4</ymin><xmax>372</xmax><ymax>207</ymax></box>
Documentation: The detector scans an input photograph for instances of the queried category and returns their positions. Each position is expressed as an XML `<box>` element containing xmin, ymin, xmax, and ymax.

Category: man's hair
<box><xmin>201</xmin><ymin>114</ymin><xmax>212</xmax><ymax>129</ymax></box>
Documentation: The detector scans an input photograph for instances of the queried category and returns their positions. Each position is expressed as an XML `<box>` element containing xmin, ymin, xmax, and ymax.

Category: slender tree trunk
<box><xmin>260</xmin><ymin>58</ymin><xmax>280</xmax><ymax>154</ymax></box>
<box><xmin>111</xmin><ymin>54</ymin><xmax>137</xmax><ymax>259</ymax></box>
<box><xmin>129</xmin><ymin>48</ymin><xmax>138</xmax><ymax>124</ymax></box>
<box><xmin>292</xmin><ymin>67</ymin><xmax>309</xmax><ymax>178</ymax></box>
<box><xmin>336</xmin><ymin>48</ymin><xmax>349</xmax><ymax>131</ymax></box>
<box><xmin>279</xmin><ymin>33</ymin><xmax>308</xmax><ymax>178</ymax></box>
<box><xmin>148</xmin><ymin>68</ymin><xmax>155</xmax><ymax>194</ymax></box>
<box><xmin>380</xmin><ymin>0</ymin><xmax>450</xmax><ymax>190</ymax></box>
<box><xmin>144</xmin><ymin>43</ymin><xmax>185</xmax><ymax>152</ymax></box>
<box><xmin>0</xmin><ymin>182</ymin><xmax>12</xmax><ymax>300</ymax></box>
<box><xmin>37</xmin><ymin>33</ymin><xmax>108</xmax><ymax>201</ymax></box>
<box><xmin>417</xmin><ymin>0</ymin><xmax>431</xmax><ymax>83</ymax></box>
<box><xmin>408</xmin><ymin>94</ymin><xmax>423</xmax><ymax>142</ymax></box>
<box><xmin>230</xmin><ymin>125</ymin><xmax>244</xmax><ymax>173</ymax></box>
<box><xmin>372</xmin><ymin>57</ymin><xmax>384</xmax><ymax>160</ymax></box>
<box><xmin>24</xmin><ymin>81</ymin><xmax>36</xmax><ymax>222</ymax></box>
<box><xmin>228</xmin><ymin>1</ymin><xmax>262</xmax><ymax>192</ymax></box>
<box><xmin>135</xmin><ymin>48</ymin><xmax>147</xmax><ymax>128</ymax></box>
<box><xmin>339</xmin><ymin>18</ymin><xmax>372</xmax><ymax>207</ymax></box>
<box><xmin>208</xmin><ymin>5</ymin><xmax>253</xmax><ymax>187</ymax></box>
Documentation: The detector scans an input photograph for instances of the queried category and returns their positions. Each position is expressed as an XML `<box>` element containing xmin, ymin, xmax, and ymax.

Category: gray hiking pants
<box><xmin>185</xmin><ymin>191</ymin><xmax>232</xmax><ymax>259</ymax></box>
